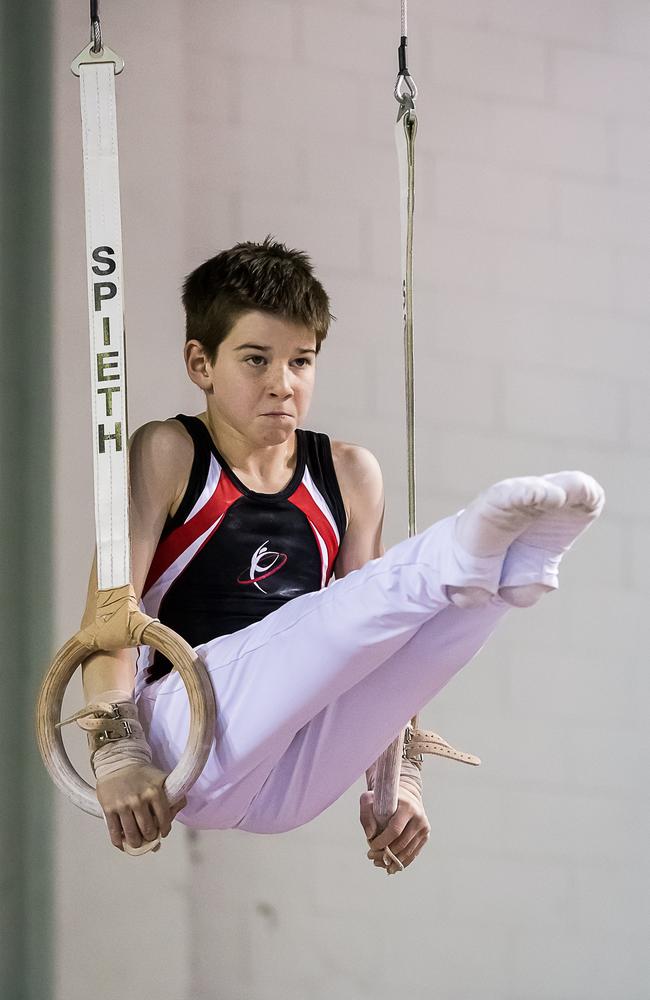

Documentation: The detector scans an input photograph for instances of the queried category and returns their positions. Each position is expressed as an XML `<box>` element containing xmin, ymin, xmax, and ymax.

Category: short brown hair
<box><xmin>181</xmin><ymin>235</ymin><xmax>336</xmax><ymax>363</ymax></box>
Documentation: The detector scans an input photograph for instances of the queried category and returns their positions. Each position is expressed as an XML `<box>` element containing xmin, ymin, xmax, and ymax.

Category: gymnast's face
<box><xmin>185</xmin><ymin>310</ymin><xmax>317</xmax><ymax>446</ymax></box>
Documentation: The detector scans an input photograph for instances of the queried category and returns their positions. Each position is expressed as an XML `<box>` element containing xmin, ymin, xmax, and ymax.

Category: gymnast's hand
<box><xmin>96</xmin><ymin>763</ymin><xmax>187</xmax><ymax>853</ymax></box>
<box><xmin>360</xmin><ymin>782</ymin><xmax>431</xmax><ymax>875</ymax></box>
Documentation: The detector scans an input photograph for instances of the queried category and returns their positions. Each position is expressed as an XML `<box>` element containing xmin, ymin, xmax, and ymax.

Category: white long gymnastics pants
<box><xmin>136</xmin><ymin>510</ymin><xmax>540</xmax><ymax>834</ymax></box>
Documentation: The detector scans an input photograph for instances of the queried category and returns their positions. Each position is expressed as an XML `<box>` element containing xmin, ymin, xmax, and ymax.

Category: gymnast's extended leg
<box><xmin>235</xmin><ymin>596</ymin><xmax>511</xmax><ymax>834</ymax></box>
<box><xmin>137</xmin><ymin>472</ymin><xmax>604</xmax><ymax>832</ymax></box>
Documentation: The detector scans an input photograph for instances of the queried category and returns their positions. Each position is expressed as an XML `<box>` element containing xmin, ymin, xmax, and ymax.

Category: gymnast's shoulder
<box><xmin>127</xmin><ymin>418</ymin><xmax>194</xmax><ymax>511</ymax></box>
<box><xmin>329</xmin><ymin>438</ymin><xmax>384</xmax><ymax>528</ymax></box>
<box><xmin>127</xmin><ymin>417</ymin><xmax>193</xmax><ymax>465</ymax></box>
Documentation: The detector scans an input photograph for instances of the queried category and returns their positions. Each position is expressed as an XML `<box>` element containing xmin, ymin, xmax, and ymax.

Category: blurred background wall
<box><xmin>46</xmin><ymin>2</ymin><xmax>650</xmax><ymax>999</ymax></box>
<box><xmin>1</xmin><ymin>5</ymin><xmax>54</xmax><ymax>1000</ymax></box>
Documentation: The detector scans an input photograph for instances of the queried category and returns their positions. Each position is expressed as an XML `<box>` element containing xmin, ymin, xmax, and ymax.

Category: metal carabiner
<box><xmin>394</xmin><ymin>72</ymin><xmax>418</xmax><ymax>108</ymax></box>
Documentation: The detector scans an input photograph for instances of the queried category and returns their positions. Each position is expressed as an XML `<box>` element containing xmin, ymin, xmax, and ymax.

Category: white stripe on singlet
<box><xmin>135</xmin><ymin>455</ymin><xmax>224</xmax><ymax>688</ymax></box>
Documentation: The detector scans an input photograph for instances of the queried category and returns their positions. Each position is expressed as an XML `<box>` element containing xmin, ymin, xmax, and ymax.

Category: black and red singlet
<box><xmin>138</xmin><ymin>414</ymin><xmax>347</xmax><ymax>685</ymax></box>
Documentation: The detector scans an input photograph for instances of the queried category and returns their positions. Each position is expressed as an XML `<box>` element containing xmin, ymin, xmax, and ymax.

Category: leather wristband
<box><xmin>57</xmin><ymin>693</ymin><xmax>153</xmax><ymax>780</ymax></box>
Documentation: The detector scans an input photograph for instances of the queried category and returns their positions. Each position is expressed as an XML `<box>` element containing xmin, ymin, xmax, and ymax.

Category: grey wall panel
<box><xmin>0</xmin><ymin>3</ymin><xmax>54</xmax><ymax>1000</ymax></box>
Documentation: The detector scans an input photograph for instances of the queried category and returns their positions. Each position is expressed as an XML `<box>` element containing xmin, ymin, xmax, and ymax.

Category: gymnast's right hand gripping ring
<box><xmin>35</xmin><ymin>619</ymin><xmax>216</xmax><ymax>821</ymax></box>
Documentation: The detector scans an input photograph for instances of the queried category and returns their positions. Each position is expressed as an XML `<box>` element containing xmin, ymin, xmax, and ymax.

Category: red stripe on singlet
<box><xmin>143</xmin><ymin>471</ymin><xmax>242</xmax><ymax>596</ymax></box>
<box><xmin>288</xmin><ymin>482</ymin><xmax>339</xmax><ymax>581</ymax></box>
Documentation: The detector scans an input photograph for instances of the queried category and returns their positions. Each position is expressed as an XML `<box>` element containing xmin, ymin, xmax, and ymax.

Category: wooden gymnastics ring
<box><xmin>36</xmin><ymin>592</ymin><xmax>215</xmax><ymax>838</ymax></box>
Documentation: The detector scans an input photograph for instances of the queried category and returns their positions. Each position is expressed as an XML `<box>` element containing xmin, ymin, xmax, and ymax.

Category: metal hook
<box><xmin>394</xmin><ymin>73</ymin><xmax>418</xmax><ymax>107</ymax></box>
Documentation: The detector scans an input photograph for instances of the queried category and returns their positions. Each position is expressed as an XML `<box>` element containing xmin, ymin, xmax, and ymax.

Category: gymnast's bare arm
<box><xmin>332</xmin><ymin>441</ymin><xmax>430</xmax><ymax>873</ymax></box>
<box><xmin>330</xmin><ymin>441</ymin><xmax>386</xmax><ymax>791</ymax></box>
<box><xmin>80</xmin><ymin>418</ymin><xmax>193</xmax><ymax>701</ymax></box>
<box><xmin>79</xmin><ymin>419</ymin><xmax>193</xmax><ymax>850</ymax></box>
<box><xmin>330</xmin><ymin>440</ymin><xmax>386</xmax><ymax>575</ymax></box>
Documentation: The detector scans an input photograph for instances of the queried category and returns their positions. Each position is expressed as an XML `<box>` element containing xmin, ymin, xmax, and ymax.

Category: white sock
<box><xmin>498</xmin><ymin>471</ymin><xmax>605</xmax><ymax>607</ymax></box>
<box><xmin>446</xmin><ymin>475</ymin><xmax>568</xmax><ymax>608</ymax></box>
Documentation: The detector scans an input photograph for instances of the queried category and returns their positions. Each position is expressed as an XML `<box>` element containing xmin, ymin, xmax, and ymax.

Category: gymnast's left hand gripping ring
<box><xmin>35</xmin><ymin>619</ymin><xmax>216</xmax><ymax>827</ymax></box>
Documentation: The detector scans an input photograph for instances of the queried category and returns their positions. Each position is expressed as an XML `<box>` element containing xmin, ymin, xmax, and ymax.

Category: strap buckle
<box><xmin>402</xmin><ymin>724</ymin><xmax>424</xmax><ymax>764</ymax></box>
<box><xmin>94</xmin><ymin>718</ymin><xmax>133</xmax><ymax>745</ymax></box>
<box><xmin>87</xmin><ymin>706</ymin><xmax>135</xmax><ymax>758</ymax></box>
<box><xmin>103</xmin><ymin>702</ymin><xmax>126</xmax><ymax>719</ymax></box>
<box><xmin>92</xmin><ymin>702</ymin><xmax>134</xmax><ymax>743</ymax></box>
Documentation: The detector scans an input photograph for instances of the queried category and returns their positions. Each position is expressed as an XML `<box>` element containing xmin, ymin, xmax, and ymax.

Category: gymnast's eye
<box><xmin>244</xmin><ymin>355</ymin><xmax>312</xmax><ymax>368</ymax></box>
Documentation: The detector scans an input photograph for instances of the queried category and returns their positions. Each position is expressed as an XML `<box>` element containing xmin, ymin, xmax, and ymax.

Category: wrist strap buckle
<box><xmin>92</xmin><ymin>716</ymin><xmax>134</xmax><ymax>746</ymax></box>
<box><xmin>402</xmin><ymin>724</ymin><xmax>424</xmax><ymax>763</ymax></box>
<box><xmin>56</xmin><ymin>699</ymin><xmax>139</xmax><ymax>754</ymax></box>
<box><xmin>402</xmin><ymin>724</ymin><xmax>481</xmax><ymax>766</ymax></box>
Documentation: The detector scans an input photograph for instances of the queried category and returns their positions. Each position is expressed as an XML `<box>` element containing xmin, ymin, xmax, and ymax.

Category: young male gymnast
<box><xmin>79</xmin><ymin>236</ymin><xmax>605</xmax><ymax>872</ymax></box>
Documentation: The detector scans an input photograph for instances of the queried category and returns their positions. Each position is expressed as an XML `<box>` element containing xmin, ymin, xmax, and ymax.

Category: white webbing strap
<box><xmin>395</xmin><ymin>101</ymin><xmax>420</xmax><ymax>734</ymax></box>
<box><xmin>394</xmin><ymin>102</ymin><xmax>418</xmax><ymax>539</ymax></box>
<box><xmin>371</xmin><ymin>100</ymin><xmax>421</xmax><ymax>838</ymax></box>
<box><xmin>78</xmin><ymin>61</ymin><xmax>130</xmax><ymax>590</ymax></box>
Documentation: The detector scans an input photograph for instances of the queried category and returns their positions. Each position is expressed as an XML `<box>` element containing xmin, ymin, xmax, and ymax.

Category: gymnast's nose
<box><xmin>267</xmin><ymin>363</ymin><xmax>294</xmax><ymax>398</ymax></box>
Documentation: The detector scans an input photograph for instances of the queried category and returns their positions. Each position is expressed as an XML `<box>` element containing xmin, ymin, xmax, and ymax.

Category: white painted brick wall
<box><xmin>54</xmin><ymin>1</ymin><xmax>649</xmax><ymax>998</ymax></box>
<box><xmin>430</xmin><ymin>25</ymin><xmax>548</xmax><ymax>102</ymax></box>
<box><xmin>559</xmin><ymin>178</ymin><xmax>650</xmax><ymax>248</ymax></box>
<box><xmin>553</xmin><ymin>46</ymin><xmax>650</xmax><ymax>117</ymax></box>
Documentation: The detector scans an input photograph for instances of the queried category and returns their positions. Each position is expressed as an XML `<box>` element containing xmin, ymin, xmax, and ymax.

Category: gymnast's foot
<box><xmin>446</xmin><ymin>475</ymin><xmax>568</xmax><ymax>608</ymax></box>
<box><xmin>497</xmin><ymin>471</ymin><xmax>605</xmax><ymax>607</ymax></box>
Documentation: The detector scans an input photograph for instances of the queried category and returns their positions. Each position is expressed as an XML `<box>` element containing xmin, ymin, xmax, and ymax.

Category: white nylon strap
<box><xmin>395</xmin><ymin>112</ymin><xmax>409</xmax><ymax>311</ymax></box>
<box><xmin>369</xmin><ymin>105</ymin><xmax>420</xmax><ymax>835</ymax></box>
<box><xmin>79</xmin><ymin>62</ymin><xmax>130</xmax><ymax>590</ymax></box>
<box><xmin>395</xmin><ymin>103</ymin><xmax>419</xmax><ymax>735</ymax></box>
<box><xmin>394</xmin><ymin>105</ymin><xmax>417</xmax><ymax>539</ymax></box>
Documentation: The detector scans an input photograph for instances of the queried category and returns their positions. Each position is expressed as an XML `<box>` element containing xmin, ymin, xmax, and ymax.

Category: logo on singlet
<box><xmin>237</xmin><ymin>540</ymin><xmax>288</xmax><ymax>594</ymax></box>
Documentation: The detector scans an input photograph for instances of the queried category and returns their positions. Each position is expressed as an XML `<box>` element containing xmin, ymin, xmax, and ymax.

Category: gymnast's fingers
<box><xmin>119</xmin><ymin>807</ymin><xmax>144</xmax><ymax>851</ymax></box>
<box><xmin>367</xmin><ymin>813</ymin><xmax>406</xmax><ymax>852</ymax></box>
<box><xmin>150</xmin><ymin>792</ymin><xmax>186</xmax><ymax>837</ymax></box>
<box><xmin>386</xmin><ymin>830</ymin><xmax>431</xmax><ymax>873</ymax></box>
<box><xmin>132</xmin><ymin>799</ymin><xmax>160</xmax><ymax>844</ymax></box>
<box><xmin>368</xmin><ymin>824</ymin><xmax>430</xmax><ymax>869</ymax></box>
<box><xmin>149</xmin><ymin>794</ymin><xmax>172</xmax><ymax>837</ymax></box>
<box><xmin>380</xmin><ymin>815</ymin><xmax>421</xmax><ymax>858</ymax></box>
<box><xmin>104</xmin><ymin>810</ymin><xmax>126</xmax><ymax>852</ymax></box>
<box><xmin>169</xmin><ymin>795</ymin><xmax>187</xmax><ymax>820</ymax></box>
<box><xmin>396</xmin><ymin>831</ymin><xmax>430</xmax><ymax>869</ymax></box>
